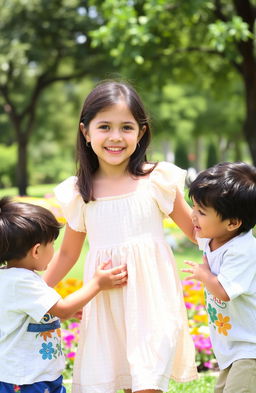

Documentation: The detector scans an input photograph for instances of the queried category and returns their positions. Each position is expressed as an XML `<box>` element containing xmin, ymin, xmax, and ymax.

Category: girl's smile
<box><xmin>104</xmin><ymin>146</ymin><xmax>126</xmax><ymax>153</ymax></box>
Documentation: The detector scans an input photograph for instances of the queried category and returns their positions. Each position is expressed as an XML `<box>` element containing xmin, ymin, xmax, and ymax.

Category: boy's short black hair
<box><xmin>189</xmin><ymin>162</ymin><xmax>256</xmax><ymax>234</ymax></box>
<box><xmin>0</xmin><ymin>197</ymin><xmax>62</xmax><ymax>264</ymax></box>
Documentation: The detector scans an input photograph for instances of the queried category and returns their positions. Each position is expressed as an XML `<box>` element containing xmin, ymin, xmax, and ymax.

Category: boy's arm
<box><xmin>48</xmin><ymin>262</ymin><xmax>127</xmax><ymax>319</ymax></box>
<box><xmin>182</xmin><ymin>255</ymin><xmax>230</xmax><ymax>302</ymax></box>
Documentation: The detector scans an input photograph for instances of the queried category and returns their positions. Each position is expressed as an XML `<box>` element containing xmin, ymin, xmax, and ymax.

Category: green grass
<box><xmin>54</xmin><ymin>228</ymin><xmax>88</xmax><ymax>279</ymax></box>
<box><xmin>64</xmin><ymin>374</ymin><xmax>217</xmax><ymax>393</ymax></box>
<box><xmin>0</xmin><ymin>183</ymin><xmax>57</xmax><ymax>198</ymax></box>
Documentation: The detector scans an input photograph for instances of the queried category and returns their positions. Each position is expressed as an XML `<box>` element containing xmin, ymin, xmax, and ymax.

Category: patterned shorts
<box><xmin>0</xmin><ymin>375</ymin><xmax>66</xmax><ymax>392</ymax></box>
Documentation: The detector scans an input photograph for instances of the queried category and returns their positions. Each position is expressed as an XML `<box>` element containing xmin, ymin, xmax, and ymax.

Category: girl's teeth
<box><xmin>107</xmin><ymin>147</ymin><xmax>122</xmax><ymax>151</ymax></box>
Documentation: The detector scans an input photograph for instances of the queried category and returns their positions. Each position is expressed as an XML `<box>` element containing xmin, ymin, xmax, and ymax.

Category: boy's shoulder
<box><xmin>0</xmin><ymin>267</ymin><xmax>42</xmax><ymax>286</ymax></box>
<box><xmin>228</xmin><ymin>230</ymin><xmax>256</xmax><ymax>252</ymax></box>
<box><xmin>197</xmin><ymin>231</ymin><xmax>256</xmax><ymax>261</ymax></box>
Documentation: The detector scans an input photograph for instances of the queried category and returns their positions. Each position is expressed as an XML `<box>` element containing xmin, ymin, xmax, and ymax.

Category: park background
<box><xmin>1</xmin><ymin>1</ymin><xmax>256</xmax><ymax>392</ymax></box>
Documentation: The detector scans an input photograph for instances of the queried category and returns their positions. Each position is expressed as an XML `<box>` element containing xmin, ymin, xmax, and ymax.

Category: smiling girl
<box><xmin>43</xmin><ymin>80</ymin><xmax>198</xmax><ymax>393</ymax></box>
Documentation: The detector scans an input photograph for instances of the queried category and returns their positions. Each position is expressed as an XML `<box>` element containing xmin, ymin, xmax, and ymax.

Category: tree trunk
<box><xmin>16</xmin><ymin>137</ymin><xmax>28</xmax><ymax>195</ymax></box>
<box><xmin>243</xmin><ymin>78</ymin><xmax>256</xmax><ymax>166</ymax></box>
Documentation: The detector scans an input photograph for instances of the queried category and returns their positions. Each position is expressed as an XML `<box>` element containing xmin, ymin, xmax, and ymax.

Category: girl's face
<box><xmin>80</xmin><ymin>100</ymin><xmax>145</xmax><ymax>173</ymax></box>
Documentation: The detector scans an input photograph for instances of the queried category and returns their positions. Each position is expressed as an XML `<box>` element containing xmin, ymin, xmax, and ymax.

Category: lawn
<box><xmin>64</xmin><ymin>374</ymin><xmax>216</xmax><ymax>393</ymax></box>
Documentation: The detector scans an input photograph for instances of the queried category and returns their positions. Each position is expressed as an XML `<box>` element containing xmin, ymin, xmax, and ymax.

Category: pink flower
<box><xmin>66</xmin><ymin>352</ymin><xmax>76</xmax><ymax>359</ymax></box>
<box><xmin>63</xmin><ymin>333</ymin><xmax>75</xmax><ymax>348</ymax></box>
<box><xmin>68</xmin><ymin>321</ymin><xmax>80</xmax><ymax>330</ymax></box>
<box><xmin>204</xmin><ymin>361</ymin><xmax>214</xmax><ymax>369</ymax></box>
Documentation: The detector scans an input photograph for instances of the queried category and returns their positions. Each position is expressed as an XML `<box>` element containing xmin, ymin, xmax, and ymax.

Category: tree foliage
<box><xmin>90</xmin><ymin>0</ymin><xmax>256</xmax><ymax>164</ymax></box>
<box><xmin>0</xmin><ymin>0</ymin><xmax>113</xmax><ymax>194</ymax></box>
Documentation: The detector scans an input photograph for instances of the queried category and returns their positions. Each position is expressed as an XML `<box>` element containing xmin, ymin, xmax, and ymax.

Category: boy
<box><xmin>183</xmin><ymin>162</ymin><xmax>256</xmax><ymax>393</ymax></box>
<box><xmin>0</xmin><ymin>196</ymin><xmax>127</xmax><ymax>392</ymax></box>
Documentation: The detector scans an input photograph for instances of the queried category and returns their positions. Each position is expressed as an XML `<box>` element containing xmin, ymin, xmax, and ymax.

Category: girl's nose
<box><xmin>109</xmin><ymin>129</ymin><xmax>122</xmax><ymax>141</ymax></box>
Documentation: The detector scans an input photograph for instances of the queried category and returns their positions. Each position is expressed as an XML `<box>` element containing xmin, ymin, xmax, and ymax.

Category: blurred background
<box><xmin>0</xmin><ymin>0</ymin><xmax>256</xmax><ymax>196</ymax></box>
<box><xmin>2</xmin><ymin>4</ymin><xmax>254</xmax><ymax>385</ymax></box>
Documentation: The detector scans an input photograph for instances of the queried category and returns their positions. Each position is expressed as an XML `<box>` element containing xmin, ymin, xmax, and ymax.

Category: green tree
<box><xmin>206</xmin><ymin>142</ymin><xmax>218</xmax><ymax>168</ymax></box>
<box><xmin>90</xmin><ymin>0</ymin><xmax>256</xmax><ymax>164</ymax></box>
<box><xmin>0</xmin><ymin>0</ymin><xmax>113</xmax><ymax>194</ymax></box>
<box><xmin>175</xmin><ymin>141</ymin><xmax>189</xmax><ymax>169</ymax></box>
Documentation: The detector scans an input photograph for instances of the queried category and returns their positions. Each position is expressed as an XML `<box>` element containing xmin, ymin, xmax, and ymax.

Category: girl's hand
<box><xmin>94</xmin><ymin>260</ymin><xmax>128</xmax><ymax>289</ymax></box>
<box><xmin>182</xmin><ymin>254</ymin><xmax>210</xmax><ymax>283</ymax></box>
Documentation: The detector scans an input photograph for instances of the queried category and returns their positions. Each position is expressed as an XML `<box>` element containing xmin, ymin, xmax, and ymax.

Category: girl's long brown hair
<box><xmin>76</xmin><ymin>80</ymin><xmax>156</xmax><ymax>203</ymax></box>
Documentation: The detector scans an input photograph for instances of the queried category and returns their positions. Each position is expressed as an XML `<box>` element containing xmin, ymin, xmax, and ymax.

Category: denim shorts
<box><xmin>0</xmin><ymin>375</ymin><xmax>66</xmax><ymax>392</ymax></box>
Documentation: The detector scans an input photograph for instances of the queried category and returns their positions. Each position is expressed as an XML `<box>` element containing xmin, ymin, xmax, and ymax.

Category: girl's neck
<box><xmin>96</xmin><ymin>167</ymin><xmax>129</xmax><ymax>180</ymax></box>
<box><xmin>95</xmin><ymin>159</ymin><xmax>130</xmax><ymax>179</ymax></box>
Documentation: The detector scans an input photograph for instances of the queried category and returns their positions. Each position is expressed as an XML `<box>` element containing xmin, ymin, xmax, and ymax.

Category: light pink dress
<box><xmin>55</xmin><ymin>162</ymin><xmax>197</xmax><ymax>393</ymax></box>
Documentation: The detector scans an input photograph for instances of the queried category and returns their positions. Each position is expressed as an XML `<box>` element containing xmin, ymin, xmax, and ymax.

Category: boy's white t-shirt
<box><xmin>0</xmin><ymin>267</ymin><xmax>65</xmax><ymax>384</ymax></box>
<box><xmin>198</xmin><ymin>230</ymin><xmax>256</xmax><ymax>370</ymax></box>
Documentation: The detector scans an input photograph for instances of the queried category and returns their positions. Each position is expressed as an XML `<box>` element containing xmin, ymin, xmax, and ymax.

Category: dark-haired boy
<box><xmin>183</xmin><ymin>162</ymin><xmax>256</xmax><ymax>393</ymax></box>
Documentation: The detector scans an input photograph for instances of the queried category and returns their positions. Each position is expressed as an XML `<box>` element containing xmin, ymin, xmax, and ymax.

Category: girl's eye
<box><xmin>198</xmin><ymin>209</ymin><xmax>206</xmax><ymax>216</ymax></box>
<box><xmin>99</xmin><ymin>124</ymin><xmax>110</xmax><ymax>130</ymax></box>
<box><xmin>123</xmin><ymin>125</ymin><xmax>133</xmax><ymax>132</ymax></box>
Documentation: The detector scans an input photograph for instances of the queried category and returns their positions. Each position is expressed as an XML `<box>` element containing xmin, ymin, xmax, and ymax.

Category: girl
<box><xmin>44</xmin><ymin>80</ymin><xmax>198</xmax><ymax>393</ymax></box>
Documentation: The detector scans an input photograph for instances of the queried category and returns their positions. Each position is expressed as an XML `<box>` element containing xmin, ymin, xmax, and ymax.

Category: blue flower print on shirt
<box><xmin>39</xmin><ymin>342</ymin><xmax>55</xmax><ymax>360</ymax></box>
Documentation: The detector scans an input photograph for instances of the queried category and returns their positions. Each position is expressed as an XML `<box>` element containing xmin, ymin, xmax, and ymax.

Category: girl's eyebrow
<box><xmin>96</xmin><ymin>120</ymin><xmax>136</xmax><ymax>125</ymax></box>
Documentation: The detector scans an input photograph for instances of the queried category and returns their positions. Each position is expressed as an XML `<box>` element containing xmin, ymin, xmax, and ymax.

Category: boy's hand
<box><xmin>182</xmin><ymin>253</ymin><xmax>210</xmax><ymax>283</ymax></box>
<box><xmin>94</xmin><ymin>260</ymin><xmax>128</xmax><ymax>289</ymax></box>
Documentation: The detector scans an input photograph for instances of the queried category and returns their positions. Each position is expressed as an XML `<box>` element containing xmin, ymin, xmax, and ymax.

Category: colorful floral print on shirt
<box><xmin>27</xmin><ymin>313</ymin><xmax>63</xmax><ymax>360</ymax></box>
<box><xmin>206</xmin><ymin>290</ymin><xmax>232</xmax><ymax>336</ymax></box>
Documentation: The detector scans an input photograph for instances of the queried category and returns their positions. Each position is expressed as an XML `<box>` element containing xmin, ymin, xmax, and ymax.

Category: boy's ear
<box><xmin>30</xmin><ymin>243</ymin><xmax>41</xmax><ymax>259</ymax></box>
<box><xmin>80</xmin><ymin>122</ymin><xmax>90</xmax><ymax>143</ymax></box>
<box><xmin>227</xmin><ymin>218</ymin><xmax>242</xmax><ymax>232</ymax></box>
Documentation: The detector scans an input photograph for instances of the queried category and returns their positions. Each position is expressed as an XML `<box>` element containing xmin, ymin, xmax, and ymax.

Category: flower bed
<box><xmin>182</xmin><ymin>279</ymin><xmax>217</xmax><ymax>371</ymax></box>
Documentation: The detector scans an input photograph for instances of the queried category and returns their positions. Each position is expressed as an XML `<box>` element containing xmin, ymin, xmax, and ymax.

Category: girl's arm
<box><xmin>169</xmin><ymin>189</ymin><xmax>196</xmax><ymax>243</ymax></box>
<box><xmin>49</xmin><ymin>262</ymin><xmax>128</xmax><ymax>320</ymax></box>
<box><xmin>43</xmin><ymin>223</ymin><xmax>86</xmax><ymax>287</ymax></box>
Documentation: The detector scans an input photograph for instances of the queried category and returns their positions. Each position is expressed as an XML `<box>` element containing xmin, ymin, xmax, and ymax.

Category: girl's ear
<box><xmin>138</xmin><ymin>125</ymin><xmax>146</xmax><ymax>142</ymax></box>
<box><xmin>80</xmin><ymin>122</ymin><xmax>91</xmax><ymax>143</ymax></box>
<box><xmin>227</xmin><ymin>218</ymin><xmax>242</xmax><ymax>232</ymax></box>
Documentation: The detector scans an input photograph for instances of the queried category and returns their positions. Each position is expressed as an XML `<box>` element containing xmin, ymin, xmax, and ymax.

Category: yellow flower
<box><xmin>163</xmin><ymin>218</ymin><xmax>178</xmax><ymax>229</ymax></box>
<box><xmin>215</xmin><ymin>313</ymin><xmax>232</xmax><ymax>336</ymax></box>
<box><xmin>194</xmin><ymin>314</ymin><xmax>208</xmax><ymax>324</ymax></box>
<box><xmin>190</xmin><ymin>326</ymin><xmax>200</xmax><ymax>335</ymax></box>
<box><xmin>55</xmin><ymin>278</ymin><xmax>83</xmax><ymax>298</ymax></box>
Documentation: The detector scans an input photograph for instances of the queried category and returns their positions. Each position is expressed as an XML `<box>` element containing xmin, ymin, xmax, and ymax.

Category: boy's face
<box><xmin>191</xmin><ymin>199</ymin><xmax>234</xmax><ymax>246</ymax></box>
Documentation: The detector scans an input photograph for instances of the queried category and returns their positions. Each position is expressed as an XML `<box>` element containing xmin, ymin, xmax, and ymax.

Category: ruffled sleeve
<box><xmin>150</xmin><ymin>161</ymin><xmax>187</xmax><ymax>217</ymax></box>
<box><xmin>54</xmin><ymin>176</ymin><xmax>86</xmax><ymax>232</ymax></box>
